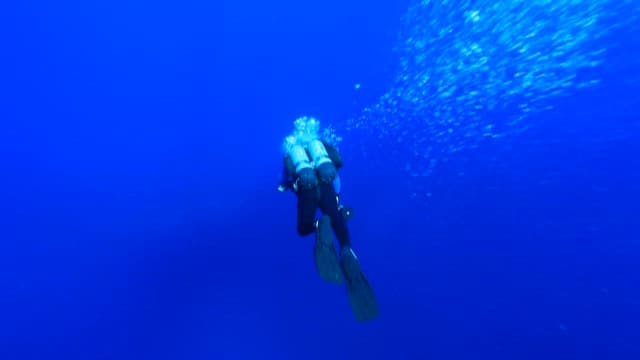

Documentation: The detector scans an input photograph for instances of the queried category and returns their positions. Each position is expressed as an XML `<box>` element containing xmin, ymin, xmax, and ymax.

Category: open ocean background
<box><xmin>3</xmin><ymin>0</ymin><xmax>640</xmax><ymax>359</ymax></box>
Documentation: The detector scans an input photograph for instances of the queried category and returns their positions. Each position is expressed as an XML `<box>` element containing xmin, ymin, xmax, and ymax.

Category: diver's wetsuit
<box><xmin>297</xmin><ymin>181</ymin><xmax>350</xmax><ymax>248</ymax></box>
<box><xmin>280</xmin><ymin>120</ymin><xmax>379</xmax><ymax>321</ymax></box>
<box><xmin>281</xmin><ymin>141</ymin><xmax>351</xmax><ymax>248</ymax></box>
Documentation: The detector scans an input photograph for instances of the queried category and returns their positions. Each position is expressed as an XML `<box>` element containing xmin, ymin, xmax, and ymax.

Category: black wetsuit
<box><xmin>281</xmin><ymin>142</ymin><xmax>351</xmax><ymax>248</ymax></box>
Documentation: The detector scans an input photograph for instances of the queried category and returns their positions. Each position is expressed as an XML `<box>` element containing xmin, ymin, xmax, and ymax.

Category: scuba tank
<box><xmin>288</xmin><ymin>144</ymin><xmax>313</xmax><ymax>173</ymax></box>
<box><xmin>307</xmin><ymin>139</ymin><xmax>332</xmax><ymax>166</ymax></box>
<box><xmin>307</xmin><ymin>139</ymin><xmax>337</xmax><ymax>183</ymax></box>
<box><xmin>283</xmin><ymin>135</ymin><xmax>317</xmax><ymax>189</ymax></box>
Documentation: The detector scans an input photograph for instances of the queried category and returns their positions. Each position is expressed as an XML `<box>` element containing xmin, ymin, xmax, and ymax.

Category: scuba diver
<box><xmin>278</xmin><ymin>116</ymin><xmax>379</xmax><ymax>321</ymax></box>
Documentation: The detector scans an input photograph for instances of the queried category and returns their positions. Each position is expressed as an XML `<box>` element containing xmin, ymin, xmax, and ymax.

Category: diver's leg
<box><xmin>296</xmin><ymin>185</ymin><xmax>342</xmax><ymax>283</ymax></box>
<box><xmin>296</xmin><ymin>187</ymin><xmax>319</xmax><ymax>236</ymax></box>
<box><xmin>318</xmin><ymin>183</ymin><xmax>351</xmax><ymax>248</ymax></box>
<box><xmin>318</xmin><ymin>183</ymin><xmax>379</xmax><ymax>320</ymax></box>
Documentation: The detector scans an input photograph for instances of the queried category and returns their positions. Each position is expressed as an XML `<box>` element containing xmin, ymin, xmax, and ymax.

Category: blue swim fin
<box><xmin>340</xmin><ymin>247</ymin><xmax>379</xmax><ymax>321</ymax></box>
<box><xmin>314</xmin><ymin>215</ymin><xmax>343</xmax><ymax>284</ymax></box>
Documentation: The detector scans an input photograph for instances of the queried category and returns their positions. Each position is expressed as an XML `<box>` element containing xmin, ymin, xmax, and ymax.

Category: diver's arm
<box><xmin>278</xmin><ymin>167</ymin><xmax>290</xmax><ymax>192</ymax></box>
<box><xmin>322</xmin><ymin>141</ymin><xmax>343</xmax><ymax>169</ymax></box>
<box><xmin>333</xmin><ymin>174</ymin><xmax>341</xmax><ymax>195</ymax></box>
<box><xmin>278</xmin><ymin>156</ymin><xmax>296</xmax><ymax>192</ymax></box>
<box><xmin>332</xmin><ymin>174</ymin><xmax>354</xmax><ymax>221</ymax></box>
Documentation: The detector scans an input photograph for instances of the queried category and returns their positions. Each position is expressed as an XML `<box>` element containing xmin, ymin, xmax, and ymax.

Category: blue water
<box><xmin>3</xmin><ymin>0</ymin><xmax>640</xmax><ymax>359</ymax></box>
